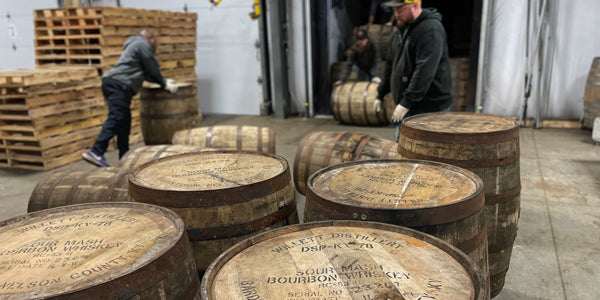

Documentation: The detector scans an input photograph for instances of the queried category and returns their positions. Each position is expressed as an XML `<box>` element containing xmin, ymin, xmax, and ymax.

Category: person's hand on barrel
<box><xmin>334</xmin><ymin>80</ymin><xmax>342</xmax><ymax>87</ymax></box>
<box><xmin>373</xmin><ymin>98</ymin><xmax>383</xmax><ymax>113</ymax></box>
<box><xmin>371</xmin><ymin>77</ymin><xmax>381</xmax><ymax>84</ymax></box>
<box><xmin>391</xmin><ymin>104</ymin><xmax>409</xmax><ymax>125</ymax></box>
<box><xmin>164</xmin><ymin>78</ymin><xmax>178</xmax><ymax>95</ymax></box>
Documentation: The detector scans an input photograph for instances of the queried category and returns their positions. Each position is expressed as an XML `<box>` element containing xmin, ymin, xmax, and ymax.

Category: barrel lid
<box><xmin>129</xmin><ymin>151</ymin><xmax>290</xmax><ymax>207</ymax></box>
<box><xmin>306</xmin><ymin>159</ymin><xmax>484</xmax><ymax>225</ymax></box>
<box><xmin>401</xmin><ymin>112</ymin><xmax>518</xmax><ymax>144</ymax></box>
<box><xmin>0</xmin><ymin>202</ymin><xmax>184</xmax><ymax>299</ymax></box>
<box><xmin>202</xmin><ymin>221</ymin><xmax>485</xmax><ymax>300</ymax></box>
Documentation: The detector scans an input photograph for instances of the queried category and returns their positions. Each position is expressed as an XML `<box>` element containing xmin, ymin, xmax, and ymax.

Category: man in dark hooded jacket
<box><xmin>336</xmin><ymin>29</ymin><xmax>382</xmax><ymax>84</ymax></box>
<box><xmin>374</xmin><ymin>0</ymin><xmax>452</xmax><ymax>130</ymax></box>
<box><xmin>82</xmin><ymin>29</ymin><xmax>178</xmax><ymax>167</ymax></box>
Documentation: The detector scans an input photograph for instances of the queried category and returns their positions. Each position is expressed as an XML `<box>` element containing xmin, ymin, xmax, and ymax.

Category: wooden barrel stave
<box><xmin>171</xmin><ymin>125</ymin><xmax>276</xmax><ymax>154</ymax></box>
<box><xmin>330</xmin><ymin>81</ymin><xmax>387</xmax><ymax>125</ymax></box>
<box><xmin>27</xmin><ymin>167</ymin><xmax>131</xmax><ymax>212</ymax></box>
<box><xmin>293</xmin><ymin>131</ymin><xmax>400</xmax><ymax>195</ymax></box>
<box><xmin>398</xmin><ymin>112</ymin><xmax>520</xmax><ymax>297</ymax></box>
<box><xmin>120</xmin><ymin>144</ymin><xmax>206</xmax><ymax>169</ymax></box>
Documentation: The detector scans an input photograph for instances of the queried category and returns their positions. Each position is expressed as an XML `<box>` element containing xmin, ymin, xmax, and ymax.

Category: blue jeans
<box><xmin>91</xmin><ymin>78</ymin><xmax>135</xmax><ymax>158</ymax></box>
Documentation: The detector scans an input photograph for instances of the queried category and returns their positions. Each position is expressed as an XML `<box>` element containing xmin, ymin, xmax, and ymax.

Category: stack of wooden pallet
<box><xmin>34</xmin><ymin>7</ymin><xmax>197</xmax><ymax>83</ymax></box>
<box><xmin>0</xmin><ymin>67</ymin><xmax>141</xmax><ymax>170</ymax></box>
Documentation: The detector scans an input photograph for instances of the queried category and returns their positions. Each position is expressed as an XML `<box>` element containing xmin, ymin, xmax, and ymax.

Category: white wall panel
<box><xmin>0</xmin><ymin>1</ymin><xmax>55</xmax><ymax>71</ymax></box>
<box><xmin>123</xmin><ymin>0</ymin><xmax>263</xmax><ymax>115</ymax></box>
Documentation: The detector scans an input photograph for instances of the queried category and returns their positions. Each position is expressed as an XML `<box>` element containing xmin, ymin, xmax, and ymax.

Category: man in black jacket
<box><xmin>374</xmin><ymin>0</ymin><xmax>452</xmax><ymax>128</ymax></box>
<box><xmin>335</xmin><ymin>29</ymin><xmax>382</xmax><ymax>85</ymax></box>
<box><xmin>82</xmin><ymin>29</ymin><xmax>178</xmax><ymax>167</ymax></box>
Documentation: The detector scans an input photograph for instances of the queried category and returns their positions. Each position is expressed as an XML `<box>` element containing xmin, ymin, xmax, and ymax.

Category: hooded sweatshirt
<box><xmin>378</xmin><ymin>8</ymin><xmax>452</xmax><ymax>113</ymax></box>
<box><xmin>103</xmin><ymin>35</ymin><xmax>166</xmax><ymax>93</ymax></box>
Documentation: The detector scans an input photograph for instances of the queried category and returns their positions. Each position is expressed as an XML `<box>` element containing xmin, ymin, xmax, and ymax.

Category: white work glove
<box><xmin>391</xmin><ymin>104</ymin><xmax>409</xmax><ymax>124</ymax></box>
<box><xmin>334</xmin><ymin>80</ymin><xmax>342</xmax><ymax>87</ymax></box>
<box><xmin>164</xmin><ymin>78</ymin><xmax>178</xmax><ymax>95</ymax></box>
<box><xmin>371</xmin><ymin>77</ymin><xmax>381</xmax><ymax>84</ymax></box>
<box><xmin>373</xmin><ymin>99</ymin><xmax>383</xmax><ymax>113</ymax></box>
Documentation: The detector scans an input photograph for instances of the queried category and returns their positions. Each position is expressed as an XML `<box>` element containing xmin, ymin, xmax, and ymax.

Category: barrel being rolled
<box><xmin>398</xmin><ymin>112</ymin><xmax>520</xmax><ymax>297</ymax></box>
<box><xmin>128</xmin><ymin>150</ymin><xmax>299</xmax><ymax>275</ymax></box>
<box><xmin>293</xmin><ymin>131</ymin><xmax>400</xmax><ymax>195</ymax></box>
<box><xmin>331</xmin><ymin>81</ymin><xmax>388</xmax><ymax>125</ymax></box>
<box><xmin>140</xmin><ymin>82</ymin><xmax>202</xmax><ymax>145</ymax></box>
<box><xmin>171</xmin><ymin>125</ymin><xmax>276</xmax><ymax>154</ymax></box>
<box><xmin>201</xmin><ymin>221</ymin><xmax>487</xmax><ymax>300</ymax></box>
<box><xmin>583</xmin><ymin>57</ymin><xmax>600</xmax><ymax>129</ymax></box>
<box><xmin>27</xmin><ymin>167</ymin><xmax>131</xmax><ymax>212</ymax></box>
<box><xmin>305</xmin><ymin>159</ymin><xmax>489</xmax><ymax>296</ymax></box>
<box><xmin>0</xmin><ymin>202</ymin><xmax>200</xmax><ymax>299</ymax></box>
<box><xmin>120</xmin><ymin>144</ymin><xmax>206</xmax><ymax>169</ymax></box>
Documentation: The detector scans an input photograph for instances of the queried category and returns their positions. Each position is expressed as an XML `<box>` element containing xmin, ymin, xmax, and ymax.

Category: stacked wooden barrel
<box><xmin>201</xmin><ymin>221</ymin><xmax>487</xmax><ymax>299</ymax></box>
<box><xmin>583</xmin><ymin>57</ymin><xmax>600</xmax><ymax>129</ymax></box>
<box><xmin>304</xmin><ymin>159</ymin><xmax>490</xmax><ymax>295</ymax></box>
<box><xmin>0</xmin><ymin>203</ymin><xmax>201</xmax><ymax>299</ymax></box>
<box><xmin>293</xmin><ymin>131</ymin><xmax>400</xmax><ymax>195</ymax></box>
<box><xmin>398</xmin><ymin>112</ymin><xmax>520</xmax><ymax>297</ymax></box>
<box><xmin>128</xmin><ymin>151</ymin><xmax>299</xmax><ymax>275</ymax></box>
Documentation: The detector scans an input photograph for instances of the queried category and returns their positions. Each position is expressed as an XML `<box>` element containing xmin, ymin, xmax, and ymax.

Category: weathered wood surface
<box><xmin>201</xmin><ymin>221</ymin><xmax>487</xmax><ymax>300</ymax></box>
<box><xmin>119</xmin><ymin>144</ymin><xmax>207</xmax><ymax>169</ymax></box>
<box><xmin>0</xmin><ymin>202</ymin><xmax>200</xmax><ymax>299</ymax></box>
<box><xmin>129</xmin><ymin>151</ymin><xmax>299</xmax><ymax>274</ymax></box>
<box><xmin>293</xmin><ymin>131</ymin><xmax>400</xmax><ymax>195</ymax></box>
<box><xmin>140</xmin><ymin>83</ymin><xmax>202</xmax><ymax>145</ymax></box>
<box><xmin>583</xmin><ymin>57</ymin><xmax>600</xmax><ymax>129</ymax></box>
<box><xmin>27</xmin><ymin>167</ymin><xmax>131</xmax><ymax>212</ymax></box>
<box><xmin>171</xmin><ymin>125</ymin><xmax>276</xmax><ymax>154</ymax></box>
<box><xmin>330</xmin><ymin>81</ymin><xmax>388</xmax><ymax>125</ymax></box>
<box><xmin>398</xmin><ymin>112</ymin><xmax>520</xmax><ymax>297</ymax></box>
<box><xmin>305</xmin><ymin>159</ymin><xmax>490</xmax><ymax>297</ymax></box>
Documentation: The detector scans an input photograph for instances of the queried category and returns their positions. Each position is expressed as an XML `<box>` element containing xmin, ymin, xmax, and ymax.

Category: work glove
<box><xmin>334</xmin><ymin>80</ymin><xmax>342</xmax><ymax>87</ymax></box>
<box><xmin>371</xmin><ymin>77</ymin><xmax>381</xmax><ymax>84</ymax></box>
<box><xmin>164</xmin><ymin>78</ymin><xmax>178</xmax><ymax>95</ymax></box>
<box><xmin>373</xmin><ymin>99</ymin><xmax>383</xmax><ymax>113</ymax></box>
<box><xmin>391</xmin><ymin>104</ymin><xmax>409</xmax><ymax>124</ymax></box>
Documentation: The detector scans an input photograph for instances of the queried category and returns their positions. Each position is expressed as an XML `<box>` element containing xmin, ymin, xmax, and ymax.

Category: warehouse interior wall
<box><xmin>0</xmin><ymin>1</ymin><xmax>55</xmax><ymax>71</ymax></box>
<box><xmin>123</xmin><ymin>0</ymin><xmax>263</xmax><ymax>115</ymax></box>
<box><xmin>483</xmin><ymin>0</ymin><xmax>600</xmax><ymax>119</ymax></box>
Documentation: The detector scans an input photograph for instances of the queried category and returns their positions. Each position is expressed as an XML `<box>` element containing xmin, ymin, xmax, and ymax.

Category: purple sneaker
<box><xmin>82</xmin><ymin>149</ymin><xmax>111</xmax><ymax>167</ymax></box>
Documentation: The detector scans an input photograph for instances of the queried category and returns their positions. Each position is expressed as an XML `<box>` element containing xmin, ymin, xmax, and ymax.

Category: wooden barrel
<box><xmin>398</xmin><ymin>112</ymin><xmax>520</xmax><ymax>298</ymax></box>
<box><xmin>583</xmin><ymin>57</ymin><xmax>600</xmax><ymax>129</ymax></box>
<box><xmin>0</xmin><ymin>202</ymin><xmax>200</xmax><ymax>299</ymax></box>
<box><xmin>450</xmin><ymin>57</ymin><xmax>472</xmax><ymax>112</ymax></box>
<box><xmin>201</xmin><ymin>221</ymin><xmax>487</xmax><ymax>300</ymax></box>
<box><xmin>27</xmin><ymin>167</ymin><xmax>131</xmax><ymax>212</ymax></box>
<box><xmin>353</xmin><ymin>24</ymin><xmax>396</xmax><ymax>60</ymax></box>
<box><xmin>171</xmin><ymin>125</ymin><xmax>276</xmax><ymax>154</ymax></box>
<box><xmin>383</xmin><ymin>92</ymin><xmax>395</xmax><ymax>121</ymax></box>
<box><xmin>120</xmin><ymin>144</ymin><xmax>206</xmax><ymax>169</ymax></box>
<box><xmin>128</xmin><ymin>150</ymin><xmax>299</xmax><ymax>275</ymax></box>
<box><xmin>293</xmin><ymin>131</ymin><xmax>400</xmax><ymax>195</ymax></box>
<box><xmin>140</xmin><ymin>82</ymin><xmax>202</xmax><ymax>145</ymax></box>
<box><xmin>331</xmin><ymin>81</ymin><xmax>388</xmax><ymax>125</ymax></box>
<box><xmin>305</xmin><ymin>159</ymin><xmax>490</xmax><ymax>296</ymax></box>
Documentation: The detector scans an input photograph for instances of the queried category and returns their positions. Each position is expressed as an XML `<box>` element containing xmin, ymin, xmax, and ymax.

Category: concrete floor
<box><xmin>1</xmin><ymin>114</ymin><xmax>599</xmax><ymax>299</ymax></box>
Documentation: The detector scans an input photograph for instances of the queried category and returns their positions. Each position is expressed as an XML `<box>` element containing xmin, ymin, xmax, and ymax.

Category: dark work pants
<box><xmin>91</xmin><ymin>78</ymin><xmax>135</xmax><ymax>159</ymax></box>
